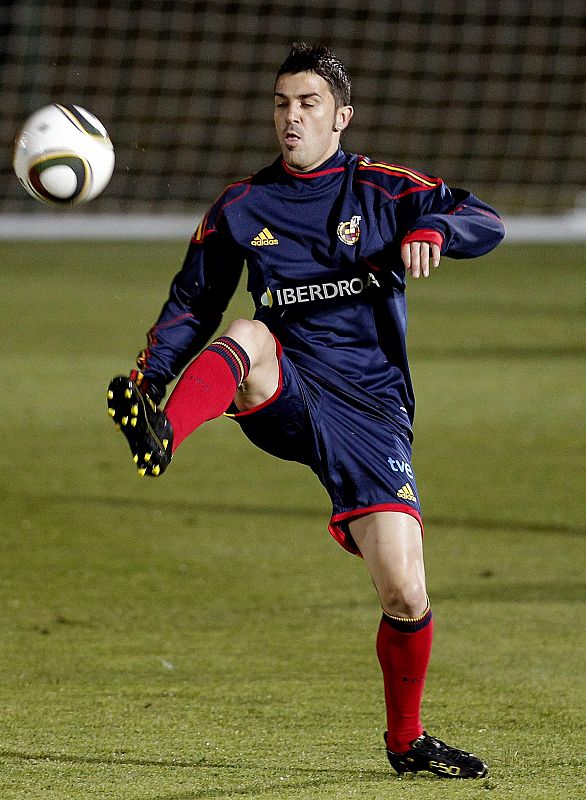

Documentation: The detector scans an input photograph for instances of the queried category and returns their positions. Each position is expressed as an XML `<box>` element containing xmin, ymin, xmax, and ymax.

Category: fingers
<box><xmin>401</xmin><ymin>241</ymin><xmax>441</xmax><ymax>278</ymax></box>
<box><xmin>401</xmin><ymin>242</ymin><xmax>411</xmax><ymax>272</ymax></box>
<box><xmin>431</xmin><ymin>243</ymin><xmax>441</xmax><ymax>269</ymax></box>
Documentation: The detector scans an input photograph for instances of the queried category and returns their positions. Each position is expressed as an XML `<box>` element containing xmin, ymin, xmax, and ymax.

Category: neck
<box><xmin>284</xmin><ymin>145</ymin><xmax>341</xmax><ymax>174</ymax></box>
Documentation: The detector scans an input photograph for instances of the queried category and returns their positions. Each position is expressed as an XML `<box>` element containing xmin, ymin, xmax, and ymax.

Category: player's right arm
<box><xmin>133</xmin><ymin>208</ymin><xmax>245</xmax><ymax>403</ymax></box>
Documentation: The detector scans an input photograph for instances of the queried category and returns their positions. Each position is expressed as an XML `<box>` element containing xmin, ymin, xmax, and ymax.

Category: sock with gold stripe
<box><xmin>164</xmin><ymin>336</ymin><xmax>250</xmax><ymax>452</ymax></box>
<box><xmin>376</xmin><ymin>604</ymin><xmax>434</xmax><ymax>753</ymax></box>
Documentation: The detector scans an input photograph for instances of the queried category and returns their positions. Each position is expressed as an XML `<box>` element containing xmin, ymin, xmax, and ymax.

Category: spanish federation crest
<box><xmin>337</xmin><ymin>215</ymin><xmax>361</xmax><ymax>245</ymax></box>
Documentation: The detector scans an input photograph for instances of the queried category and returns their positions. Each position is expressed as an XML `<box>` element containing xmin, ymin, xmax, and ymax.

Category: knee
<box><xmin>224</xmin><ymin>319</ymin><xmax>274</xmax><ymax>365</ymax></box>
<box><xmin>379</xmin><ymin>580</ymin><xmax>428</xmax><ymax>619</ymax></box>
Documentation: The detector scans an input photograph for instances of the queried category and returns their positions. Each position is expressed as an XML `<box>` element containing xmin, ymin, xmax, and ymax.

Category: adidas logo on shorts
<box><xmin>397</xmin><ymin>482</ymin><xmax>417</xmax><ymax>502</ymax></box>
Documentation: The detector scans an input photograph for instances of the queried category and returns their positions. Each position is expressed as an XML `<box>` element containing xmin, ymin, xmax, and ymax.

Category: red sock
<box><xmin>164</xmin><ymin>336</ymin><xmax>250</xmax><ymax>452</ymax></box>
<box><xmin>376</xmin><ymin>605</ymin><xmax>434</xmax><ymax>753</ymax></box>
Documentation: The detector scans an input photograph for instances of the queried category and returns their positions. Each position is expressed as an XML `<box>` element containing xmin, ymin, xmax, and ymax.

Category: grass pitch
<box><xmin>0</xmin><ymin>240</ymin><xmax>584</xmax><ymax>799</ymax></box>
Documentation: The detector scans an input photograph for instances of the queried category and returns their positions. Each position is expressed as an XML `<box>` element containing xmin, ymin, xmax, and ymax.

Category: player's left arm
<box><xmin>399</xmin><ymin>184</ymin><xmax>505</xmax><ymax>278</ymax></box>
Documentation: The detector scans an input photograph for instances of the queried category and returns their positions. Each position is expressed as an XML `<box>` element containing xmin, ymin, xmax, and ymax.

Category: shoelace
<box><xmin>414</xmin><ymin>735</ymin><xmax>472</xmax><ymax>762</ymax></box>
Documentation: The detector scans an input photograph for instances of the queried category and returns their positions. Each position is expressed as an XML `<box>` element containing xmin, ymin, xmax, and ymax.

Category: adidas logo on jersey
<box><xmin>397</xmin><ymin>483</ymin><xmax>417</xmax><ymax>502</ymax></box>
<box><xmin>251</xmin><ymin>228</ymin><xmax>279</xmax><ymax>246</ymax></box>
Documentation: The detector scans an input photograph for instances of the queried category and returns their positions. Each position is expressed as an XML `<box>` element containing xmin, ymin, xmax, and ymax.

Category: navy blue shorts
<box><xmin>226</xmin><ymin>339</ymin><xmax>423</xmax><ymax>556</ymax></box>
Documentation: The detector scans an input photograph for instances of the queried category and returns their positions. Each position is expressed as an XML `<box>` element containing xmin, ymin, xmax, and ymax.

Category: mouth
<box><xmin>284</xmin><ymin>130</ymin><xmax>301</xmax><ymax>147</ymax></box>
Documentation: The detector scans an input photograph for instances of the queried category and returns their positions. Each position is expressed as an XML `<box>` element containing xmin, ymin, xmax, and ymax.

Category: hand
<box><xmin>401</xmin><ymin>241</ymin><xmax>441</xmax><ymax>278</ymax></box>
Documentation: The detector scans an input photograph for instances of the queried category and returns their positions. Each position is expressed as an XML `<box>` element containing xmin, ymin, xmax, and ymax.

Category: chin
<box><xmin>283</xmin><ymin>152</ymin><xmax>309</xmax><ymax>172</ymax></box>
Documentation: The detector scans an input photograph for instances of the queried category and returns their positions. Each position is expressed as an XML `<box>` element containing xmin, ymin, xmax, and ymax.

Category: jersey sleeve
<box><xmin>394</xmin><ymin>179</ymin><xmax>505</xmax><ymax>258</ymax></box>
<box><xmin>137</xmin><ymin>204</ymin><xmax>245</xmax><ymax>400</ymax></box>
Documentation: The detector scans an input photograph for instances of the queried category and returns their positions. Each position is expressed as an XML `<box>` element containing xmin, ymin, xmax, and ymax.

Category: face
<box><xmin>274</xmin><ymin>71</ymin><xmax>353</xmax><ymax>172</ymax></box>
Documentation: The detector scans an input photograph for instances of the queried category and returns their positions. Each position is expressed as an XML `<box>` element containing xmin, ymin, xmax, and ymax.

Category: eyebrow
<box><xmin>274</xmin><ymin>91</ymin><xmax>323</xmax><ymax>101</ymax></box>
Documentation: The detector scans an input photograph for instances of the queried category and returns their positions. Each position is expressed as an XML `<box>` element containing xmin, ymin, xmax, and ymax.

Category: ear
<box><xmin>334</xmin><ymin>105</ymin><xmax>354</xmax><ymax>132</ymax></box>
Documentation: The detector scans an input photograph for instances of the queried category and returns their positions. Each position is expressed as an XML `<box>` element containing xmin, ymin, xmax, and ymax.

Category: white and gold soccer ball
<box><xmin>13</xmin><ymin>104</ymin><xmax>115</xmax><ymax>206</ymax></box>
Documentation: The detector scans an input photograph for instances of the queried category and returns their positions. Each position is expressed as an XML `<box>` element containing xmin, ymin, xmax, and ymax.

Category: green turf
<box><xmin>0</xmin><ymin>240</ymin><xmax>584</xmax><ymax>799</ymax></box>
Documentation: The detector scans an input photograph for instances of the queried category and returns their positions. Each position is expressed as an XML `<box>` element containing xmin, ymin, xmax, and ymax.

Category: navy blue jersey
<box><xmin>139</xmin><ymin>149</ymin><xmax>504</xmax><ymax>433</ymax></box>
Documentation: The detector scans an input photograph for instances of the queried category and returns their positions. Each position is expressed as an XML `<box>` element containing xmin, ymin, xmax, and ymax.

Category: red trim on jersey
<box><xmin>358</xmin><ymin>157</ymin><xmax>441</xmax><ymax>187</ymax></box>
<box><xmin>329</xmin><ymin>505</ymin><xmax>424</xmax><ymax>557</ymax></box>
<box><xmin>356</xmin><ymin>179</ymin><xmax>441</xmax><ymax>202</ymax></box>
<box><xmin>220</xmin><ymin>181</ymin><xmax>252</xmax><ymax>211</ymax></box>
<box><xmin>356</xmin><ymin>179</ymin><xmax>396</xmax><ymax>201</ymax></box>
<box><xmin>280</xmin><ymin>159</ymin><xmax>346</xmax><ymax>179</ymax></box>
<box><xmin>152</xmin><ymin>312</ymin><xmax>195</xmax><ymax>331</ymax></box>
<box><xmin>191</xmin><ymin>211</ymin><xmax>209</xmax><ymax>243</ymax></box>
<box><xmin>363</xmin><ymin>256</ymin><xmax>382</xmax><ymax>272</ymax></box>
<box><xmin>224</xmin><ymin>337</ymin><xmax>284</xmax><ymax>418</ymax></box>
<box><xmin>192</xmin><ymin>226</ymin><xmax>217</xmax><ymax>242</ymax></box>
<box><xmin>192</xmin><ymin>181</ymin><xmax>253</xmax><ymax>242</ymax></box>
<box><xmin>401</xmin><ymin>229</ymin><xmax>445</xmax><ymax>249</ymax></box>
<box><xmin>359</xmin><ymin>164</ymin><xmax>441</xmax><ymax>189</ymax></box>
<box><xmin>449</xmin><ymin>202</ymin><xmax>502</xmax><ymax>223</ymax></box>
<box><xmin>393</xmin><ymin>184</ymin><xmax>442</xmax><ymax>200</ymax></box>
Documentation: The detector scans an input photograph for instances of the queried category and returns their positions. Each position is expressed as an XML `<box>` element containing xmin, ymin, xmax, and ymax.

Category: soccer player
<box><xmin>107</xmin><ymin>43</ymin><xmax>504</xmax><ymax>779</ymax></box>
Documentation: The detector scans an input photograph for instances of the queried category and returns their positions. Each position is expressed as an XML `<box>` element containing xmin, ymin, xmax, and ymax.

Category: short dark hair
<box><xmin>276</xmin><ymin>42</ymin><xmax>351</xmax><ymax>107</ymax></box>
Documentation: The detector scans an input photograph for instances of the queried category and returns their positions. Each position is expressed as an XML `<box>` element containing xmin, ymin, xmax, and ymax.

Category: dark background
<box><xmin>1</xmin><ymin>0</ymin><xmax>584</xmax><ymax>214</ymax></box>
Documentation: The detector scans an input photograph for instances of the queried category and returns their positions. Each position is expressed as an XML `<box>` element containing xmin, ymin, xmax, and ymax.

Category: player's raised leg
<box><xmin>107</xmin><ymin>319</ymin><xmax>279</xmax><ymax>476</ymax></box>
<box><xmin>165</xmin><ymin>319</ymin><xmax>279</xmax><ymax>445</ymax></box>
<box><xmin>349</xmin><ymin>512</ymin><xmax>488</xmax><ymax>779</ymax></box>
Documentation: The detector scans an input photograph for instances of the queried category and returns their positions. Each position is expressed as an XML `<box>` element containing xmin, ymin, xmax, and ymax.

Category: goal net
<box><xmin>1</xmin><ymin>0</ymin><xmax>583</xmax><ymax>216</ymax></box>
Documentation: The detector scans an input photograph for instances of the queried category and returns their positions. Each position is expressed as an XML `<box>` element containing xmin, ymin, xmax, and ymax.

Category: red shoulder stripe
<box><xmin>358</xmin><ymin>157</ymin><xmax>441</xmax><ymax>189</ymax></box>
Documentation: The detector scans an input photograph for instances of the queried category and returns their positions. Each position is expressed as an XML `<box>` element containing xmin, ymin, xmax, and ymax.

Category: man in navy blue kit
<box><xmin>108</xmin><ymin>43</ymin><xmax>504</xmax><ymax>779</ymax></box>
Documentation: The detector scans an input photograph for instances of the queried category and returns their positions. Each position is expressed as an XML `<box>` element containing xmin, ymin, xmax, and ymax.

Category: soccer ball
<box><xmin>13</xmin><ymin>104</ymin><xmax>115</xmax><ymax>206</ymax></box>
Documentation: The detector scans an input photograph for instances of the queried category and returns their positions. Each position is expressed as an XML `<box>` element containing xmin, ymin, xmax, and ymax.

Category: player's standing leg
<box><xmin>350</xmin><ymin>513</ymin><xmax>431</xmax><ymax>749</ymax></box>
<box><xmin>349</xmin><ymin>512</ymin><xmax>488</xmax><ymax>779</ymax></box>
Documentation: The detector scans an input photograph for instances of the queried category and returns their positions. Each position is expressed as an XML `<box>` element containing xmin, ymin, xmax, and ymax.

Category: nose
<box><xmin>285</xmin><ymin>102</ymin><xmax>300</xmax><ymax>124</ymax></box>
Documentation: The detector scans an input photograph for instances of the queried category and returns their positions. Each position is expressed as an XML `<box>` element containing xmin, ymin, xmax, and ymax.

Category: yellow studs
<box><xmin>124</xmin><ymin>388</ymin><xmax>132</xmax><ymax>399</ymax></box>
<box><xmin>130</xmin><ymin>418</ymin><xmax>137</xmax><ymax>427</ymax></box>
<box><xmin>133</xmin><ymin>454</ymin><xmax>139</xmax><ymax>463</ymax></box>
<box><xmin>137</xmin><ymin>467</ymin><xmax>146</xmax><ymax>477</ymax></box>
<box><xmin>107</xmin><ymin>407</ymin><xmax>115</xmax><ymax>417</ymax></box>
<box><xmin>152</xmin><ymin>465</ymin><xmax>161</xmax><ymax>476</ymax></box>
<box><xmin>107</xmin><ymin>390</ymin><xmax>114</xmax><ymax>400</ymax></box>
<box><xmin>131</xmin><ymin>404</ymin><xmax>139</xmax><ymax>416</ymax></box>
<box><xmin>162</xmin><ymin>439</ymin><xmax>169</xmax><ymax>450</ymax></box>
<box><xmin>121</xmin><ymin>416</ymin><xmax>128</xmax><ymax>426</ymax></box>
<box><xmin>143</xmin><ymin>452</ymin><xmax>151</xmax><ymax>462</ymax></box>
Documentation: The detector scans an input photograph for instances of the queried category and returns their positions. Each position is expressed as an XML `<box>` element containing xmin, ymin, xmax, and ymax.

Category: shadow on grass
<box><xmin>0</xmin><ymin>748</ymin><xmax>397</xmax><ymax>797</ymax></box>
<box><xmin>412</xmin><ymin>343</ymin><xmax>586</xmax><ymax>359</ymax></box>
<box><xmin>23</xmin><ymin>491</ymin><xmax>586</xmax><ymax>536</ymax></box>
